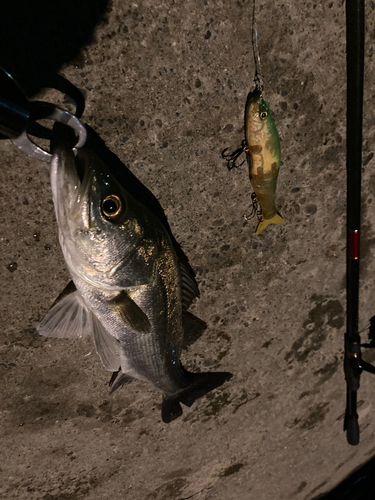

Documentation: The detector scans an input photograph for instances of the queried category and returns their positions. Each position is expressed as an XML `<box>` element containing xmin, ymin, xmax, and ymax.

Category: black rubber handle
<box><xmin>346</xmin><ymin>415</ymin><xmax>360</xmax><ymax>446</ymax></box>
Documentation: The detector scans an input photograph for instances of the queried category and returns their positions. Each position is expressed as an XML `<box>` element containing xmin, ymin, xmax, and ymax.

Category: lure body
<box><xmin>245</xmin><ymin>87</ymin><xmax>284</xmax><ymax>234</ymax></box>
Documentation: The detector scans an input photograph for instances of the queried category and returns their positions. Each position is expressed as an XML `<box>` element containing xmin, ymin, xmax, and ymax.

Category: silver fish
<box><xmin>38</xmin><ymin>144</ymin><xmax>231</xmax><ymax>422</ymax></box>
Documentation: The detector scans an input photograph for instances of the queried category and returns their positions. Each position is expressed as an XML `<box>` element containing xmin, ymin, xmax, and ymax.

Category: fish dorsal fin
<box><xmin>106</xmin><ymin>290</ymin><xmax>151</xmax><ymax>334</ymax></box>
<box><xmin>179</xmin><ymin>261</ymin><xmax>200</xmax><ymax>312</ymax></box>
<box><xmin>91</xmin><ymin>314</ymin><xmax>121</xmax><ymax>371</ymax></box>
<box><xmin>37</xmin><ymin>289</ymin><xmax>92</xmax><ymax>338</ymax></box>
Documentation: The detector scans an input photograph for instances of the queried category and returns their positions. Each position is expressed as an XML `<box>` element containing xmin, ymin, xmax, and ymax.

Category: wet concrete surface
<box><xmin>1</xmin><ymin>0</ymin><xmax>375</xmax><ymax>499</ymax></box>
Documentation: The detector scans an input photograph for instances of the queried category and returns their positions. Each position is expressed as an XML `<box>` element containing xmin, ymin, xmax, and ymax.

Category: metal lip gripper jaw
<box><xmin>0</xmin><ymin>67</ymin><xmax>87</xmax><ymax>162</ymax></box>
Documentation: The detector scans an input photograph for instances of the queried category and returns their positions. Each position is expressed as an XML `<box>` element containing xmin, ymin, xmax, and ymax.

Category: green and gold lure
<box><xmin>222</xmin><ymin>1</ymin><xmax>284</xmax><ymax>235</ymax></box>
<box><xmin>244</xmin><ymin>86</ymin><xmax>284</xmax><ymax>234</ymax></box>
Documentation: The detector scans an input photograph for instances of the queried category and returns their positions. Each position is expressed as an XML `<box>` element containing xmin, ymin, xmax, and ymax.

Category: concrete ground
<box><xmin>1</xmin><ymin>0</ymin><xmax>375</xmax><ymax>499</ymax></box>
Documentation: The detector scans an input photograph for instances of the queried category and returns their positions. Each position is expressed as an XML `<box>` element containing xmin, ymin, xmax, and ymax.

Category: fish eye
<box><xmin>260</xmin><ymin>111</ymin><xmax>267</xmax><ymax>120</ymax></box>
<box><xmin>102</xmin><ymin>195</ymin><xmax>123</xmax><ymax>219</ymax></box>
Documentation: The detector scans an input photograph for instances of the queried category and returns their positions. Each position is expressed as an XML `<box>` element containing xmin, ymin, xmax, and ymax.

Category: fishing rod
<box><xmin>344</xmin><ymin>0</ymin><xmax>375</xmax><ymax>446</ymax></box>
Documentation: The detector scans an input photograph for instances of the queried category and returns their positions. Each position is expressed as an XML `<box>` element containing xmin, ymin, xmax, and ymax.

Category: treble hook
<box><xmin>221</xmin><ymin>139</ymin><xmax>247</xmax><ymax>170</ymax></box>
<box><xmin>244</xmin><ymin>192</ymin><xmax>263</xmax><ymax>221</ymax></box>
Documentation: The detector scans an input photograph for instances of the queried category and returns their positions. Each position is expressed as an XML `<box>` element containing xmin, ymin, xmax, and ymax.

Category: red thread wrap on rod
<box><xmin>349</xmin><ymin>230</ymin><xmax>360</xmax><ymax>260</ymax></box>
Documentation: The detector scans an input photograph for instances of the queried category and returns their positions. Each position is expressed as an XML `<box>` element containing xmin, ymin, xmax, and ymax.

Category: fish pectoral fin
<box><xmin>109</xmin><ymin>370</ymin><xmax>134</xmax><ymax>394</ymax></box>
<box><xmin>37</xmin><ymin>290</ymin><xmax>92</xmax><ymax>338</ymax></box>
<box><xmin>91</xmin><ymin>313</ymin><xmax>121</xmax><ymax>371</ymax></box>
<box><xmin>107</xmin><ymin>290</ymin><xmax>151</xmax><ymax>334</ymax></box>
<box><xmin>255</xmin><ymin>212</ymin><xmax>284</xmax><ymax>235</ymax></box>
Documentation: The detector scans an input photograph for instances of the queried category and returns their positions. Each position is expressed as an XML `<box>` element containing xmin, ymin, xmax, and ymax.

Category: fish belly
<box><xmin>72</xmin><ymin>269</ymin><xmax>188</xmax><ymax>396</ymax></box>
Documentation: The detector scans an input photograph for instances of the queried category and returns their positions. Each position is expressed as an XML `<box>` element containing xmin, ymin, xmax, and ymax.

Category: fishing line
<box><xmin>251</xmin><ymin>0</ymin><xmax>263</xmax><ymax>90</ymax></box>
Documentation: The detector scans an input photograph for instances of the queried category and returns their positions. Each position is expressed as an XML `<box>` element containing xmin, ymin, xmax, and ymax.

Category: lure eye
<box><xmin>102</xmin><ymin>195</ymin><xmax>123</xmax><ymax>219</ymax></box>
<box><xmin>260</xmin><ymin>111</ymin><xmax>267</xmax><ymax>120</ymax></box>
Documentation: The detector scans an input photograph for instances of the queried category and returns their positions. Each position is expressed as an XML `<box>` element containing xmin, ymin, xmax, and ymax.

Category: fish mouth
<box><xmin>50</xmin><ymin>146</ymin><xmax>126</xmax><ymax>288</ymax></box>
<box><xmin>50</xmin><ymin>145</ymin><xmax>93</xmax><ymax>230</ymax></box>
<box><xmin>75</xmin><ymin>152</ymin><xmax>88</xmax><ymax>184</ymax></box>
<box><xmin>245</xmin><ymin>86</ymin><xmax>265</xmax><ymax>136</ymax></box>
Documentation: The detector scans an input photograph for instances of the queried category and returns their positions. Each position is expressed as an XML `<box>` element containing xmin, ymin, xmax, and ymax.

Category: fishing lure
<box><xmin>222</xmin><ymin>2</ymin><xmax>284</xmax><ymax>235</ymax></box>
<box><xmin>244</xmin><ymin>85</ymin><xmax>284</xmax><ymax>234</ymax></box>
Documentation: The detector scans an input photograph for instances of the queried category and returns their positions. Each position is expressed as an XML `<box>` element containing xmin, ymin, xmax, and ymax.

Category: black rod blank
<box><xmin>344</xmin><ymin>0</ymin><xmax>365</xmax><ymax>446</ymax></box>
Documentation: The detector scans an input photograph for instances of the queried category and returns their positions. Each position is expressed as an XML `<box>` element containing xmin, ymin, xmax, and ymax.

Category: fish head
<box><xmin>245</xmin><ymin>87</ymin><xmax>272</xmax><ymax>135</ymax></box>
<box><xmin>50</xmin><ymin>146</ymin><xmax>153</xmax><ymax>288</ymax></box>
<box><xmin>245</xmin><ymin>87</ymin><xmax>281</xmax><ymax>164</ymax></box>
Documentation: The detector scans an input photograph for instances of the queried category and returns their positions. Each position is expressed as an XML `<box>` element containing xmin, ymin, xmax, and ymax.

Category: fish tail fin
<box><xmin>255</xmin><ymin>212</ymin><xmax>284</xmax><ymax>235</ymax></box>
<box><xmin>161</xmin><ymin>370</ymin><xmax>232</xmax><ymax>423</ymax></box>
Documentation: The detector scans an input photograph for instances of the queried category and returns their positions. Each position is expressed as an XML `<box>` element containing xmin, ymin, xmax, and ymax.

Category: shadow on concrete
<box><xmin>313</xmin><ymin>454</ymin><xmax>375</xmax><ymax>500</ymax></box>
<box><xmin>0</xmin><ymin>0</ymin><xmax>110</xmax><ymax>96</ymax></box>
<box><xmin>361</xmin><ymin>316</ymin><xmax>375</xmax><ymax>349</ymax></box>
